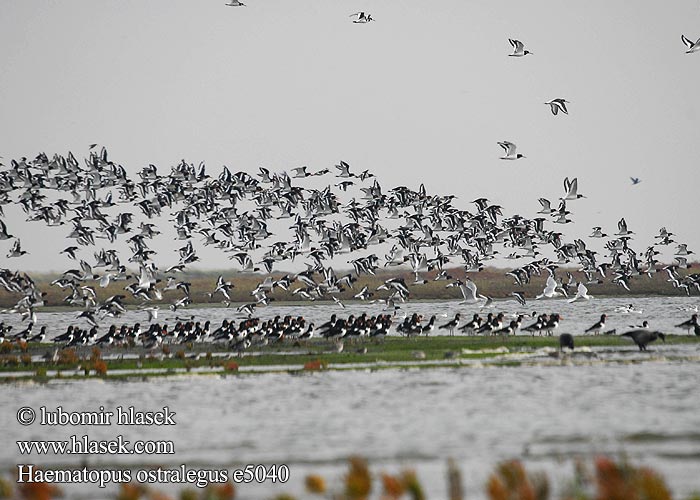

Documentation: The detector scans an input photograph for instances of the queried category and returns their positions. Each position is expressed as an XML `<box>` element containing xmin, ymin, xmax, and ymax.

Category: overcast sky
<box><xmin>1</xmin><ymin>1</ymin><xmax>699</xmax><ymax>272</ymax></box>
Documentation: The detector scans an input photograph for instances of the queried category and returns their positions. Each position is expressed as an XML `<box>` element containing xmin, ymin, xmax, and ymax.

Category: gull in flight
<box><xmin>508</xmin><ymin>39</ymin><xmax>532</xmax><ymax>57</ymax></box>
<box><xmin>449</xmin><ymin>278</ymin><xmax>486</xmax><ymax>305</ymax></box>
<box><xmin>630</xmin><ymin>177</ymin><xmax>641</xmax><ymax>185</ymax></box>
<box><xmin>681</xmin><ymin>34</ymin><xmax>700</xmax><ymax>53</ymax></box>
<box><xmin>498</xmin><ymin>141</ymin><xmax>525</xmax><ymax>160</ymax></box>
<box><xmin>226</xmin><ymin>0</ymin><xmax>245</xmax><ymax>6</ymax></box>
<box><xmin>544</xmin><ymin>98</ymin><xmax>570</xmax><ymax>115</ymax></box>
<box><xmin>536</xmin><ymin>274</ymin><xmax>564</xmax><ymax>300</ymax></box>
<box><xmin>568</xmin><ymin>282</ymin><xmax>592</xmax><ymax>303</ymax></box>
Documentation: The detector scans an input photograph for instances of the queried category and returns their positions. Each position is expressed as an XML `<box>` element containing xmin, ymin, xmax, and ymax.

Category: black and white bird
<box><xmin>615</xmin><ymin>217</ymin><xmax>634</xmax><ymax>236</ymax></box>
<box><xmin>537</xmin><ymin>198</ymin><xmax>556</xmax><ymax>214</ymax></box>
<box><xmin>438</xmin><ymin>313</ymin><xmax>461</xmax><ymax>336</ymax></box>
<box><xmin>458</xmin><ymin>314</ymin><xmax>482</xmax><ymax>335</ymax></box>
<box><xmin>299</xmin><ymin>323</ymin><xmax>315</xmax><ymax>340</ymax></box>
<box><xmin>7</xmin><ymin>239</ymin><xmax>28</xmax><ymax>258</ymax></box>
<box><xmin>562</xmin><ymin>177</ymin><xmax>585</xmax><ymax>200</ymax></box>
<box><xmin>498</xmin><ymin>141</ymin><xmax>525</xmax><ymax>160</ymax></box>
<box><xmin>0</xmin><ymin>219</ymin><xmax>13</xmax><ymax>240</ymax></box>
<box><xmin>349</xmin><ymin>12</ymin><xmax>373</xmax><ymax>23</ymax></box>
<box><xmin>681</xmin><ymin>34</ymin><xmax>700</xmax><ymax>53</ymax></box>
<box><xmin>585</xmin><ymin>314</ymin><xmax>606</xmax><ymax>335</ymax></box>
<box><xmin>211</xmin><ymin>275</ymin><xmax>234</xmax><ymax>302</ymax></box>
<box><xmin>511</xmin><ymin>291</ymin><xmax>526</xmax><ymax>307</ymax></box>
<box><xmin>676</xmin><ymin>314</ymin><xmax>698</xmax><ymax>333</ymax></box>
<box><xmin>28</xmin><ymin>325</ymin><xmax>47</xmax><ymax>343</ymax></box>
<box><xmin>225</xmin><ymin>0</ymin><xmax>245</xmax><ymax>6</ymax></box>
<box><xmin>543</xmin><ymin>313</ymin><xmax>562</xmax><ymax>336</ymax></box>
<box><xmin>628</xmin><ymin>320</ymin><xmax>650</xmax><ymax>329</ymax></box>
<box><xmin>675</xmin><ymin>244</ymin><xmax>693</xmax><ymax>256</ymax></box>
<box><xmin>508</xmin><ymin>38</ymin><xmax>532</xmax><ymax>57</ymax></box>
<box><xmin>590</xmin><ymin>227</ymin><xmax>608</xmax><ymax>238</ymax></box>
<box><xmin>353</xmin><ymin>286</ymin><xmax>373</xmax><ymax>301</ymax></box>
<box><xmin>544</xmin><ymin>98</ymin><xmax>569</xmax><ymax>115</ymax></box>
<box><xmin>11</xmin><ymin>322</ymin><xmax>33</xmax><ymax>341</ymax></box>
<box><xmin>421</xmin><ymin>315</ymin><xmax>437</xmax><ymax>335</ymax></box>
<box><xmin>493</xmin><ymin>320</ymin><xmax>519</xmax><ymax>337</ymax></box>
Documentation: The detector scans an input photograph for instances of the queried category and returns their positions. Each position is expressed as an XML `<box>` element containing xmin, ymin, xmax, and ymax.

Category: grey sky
<box><xmin>1</xmin><ymin>1</ymin><xmax>699</xmax><ymax>272</ymax></box>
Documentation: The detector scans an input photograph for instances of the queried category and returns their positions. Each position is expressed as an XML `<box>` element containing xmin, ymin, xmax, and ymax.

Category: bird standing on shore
<box><xmin>439</xmin><ymin>313</ymin><xmax>461</xmax><ymax>336</ymax></box>
<box><xmin>676</xmin><ymin>314</ymin><xmax>698</xmax><ymax>333</ymax></box>
<box><xmin>585</xmin><ymin>314</ymin><xmax>606</xmax><ymax>335</ymax></box>
<box><xmin>559</xmin><ymin>333</ymin><xmax>574</xmax><ymax>351</ymax></box>
<box><xmin>621</xmin><ymin>329</ymin><xmax>665</xmax><ymax>351</ymax></box>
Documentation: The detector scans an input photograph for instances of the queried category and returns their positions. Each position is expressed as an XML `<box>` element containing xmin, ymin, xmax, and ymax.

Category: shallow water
<box><xmin>2</xmin><ymin>364</ymin><xmax>700</xmax><ymax>499</ymax></box>
<box><xmin>3</xmin><ymin>295</ymin><xmax>699</xmax><ymax>340</ymax></box>
<box><xmin>1</xmin><ymin>296</ymin><xmax>700</xmax><ymax>499</ymax></box>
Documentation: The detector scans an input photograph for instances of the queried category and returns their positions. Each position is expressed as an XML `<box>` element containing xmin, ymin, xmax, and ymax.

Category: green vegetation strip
<box><xmin>0</xmin><ymin>335</ymin><xmax>698</xmax><ymax>381</ymax></box>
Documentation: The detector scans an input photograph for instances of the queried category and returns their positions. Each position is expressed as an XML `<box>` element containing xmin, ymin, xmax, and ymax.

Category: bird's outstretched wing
<box><xmin>509</xmin><ymin>38</ymin><xmax>524</xmax><ymax>51</ymax></box>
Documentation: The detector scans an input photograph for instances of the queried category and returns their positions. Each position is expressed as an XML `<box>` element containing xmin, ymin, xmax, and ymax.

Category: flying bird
<box><xmin>630</xmin><ymin>177</ymin><xmax>641</xmax><ymax>185</ymax></box>
<box><xmin>568</xmin><ymin>282</ymin><xmax>592</xmax><ymax>303</ymax></box>
<box><xmin>615</xmin><ymin>217</ymin><xmax>634</xmax><ymax>236</ymax></box>
<box><xmin>681</xmin><ymin>34</ymin><xmax>700</xmax><ymax>53</ymax></box>
<box><xmin>0</xmin><ymin>220</ymin><xmax>14</xmax><ymax>240</ymax></box>
<box><xmin>562</xmin><ymin>177</ymin><xmax>585</xmax><ymax>200</ymax></box>
<box><xmin>350</xmin><ymin>12</ymin><xmax>373</xmax><ymax>23</ymax></box>
<box><xmin>536</xmin><ymin>275</ymin><xmax>563</xmax><ymax>300</ymax></box>
<box><xmin>544</xmin><ymin>98</ymin><xmax>569</xmax><ymax>115</ymax></box>
<box><xmin>7</xmin><ymin>239</ymin><xmax>28</xmax><ymax>258</ymax></box>
<box><xmin>508</xmin><ymin>38</ymin><xmax>532</xmax><ymax>57</ymax></box>
<box><xmin>449</xmin><ymin>278</ymin><xmax>486</xmax><ymax>304</ymax></box>
<box><xmin>511</xmin><ymin>291</ymin><xmax>526</xmax><ymax>307</ymax></box>
<box><xmin>498</xmin><ymin>141</ymin><xmax>525</xmax><ymax>160</ymax></box>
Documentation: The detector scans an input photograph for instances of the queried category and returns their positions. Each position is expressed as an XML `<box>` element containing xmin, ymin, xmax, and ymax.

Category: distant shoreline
<box><xmin>1</xmin><ymin>266</ymin><xmax>698</xmax><ymax>309</ymax></box>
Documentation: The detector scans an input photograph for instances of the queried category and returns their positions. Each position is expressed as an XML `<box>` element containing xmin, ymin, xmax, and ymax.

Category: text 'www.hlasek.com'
<box><xmin>15</xmin><ymin>406</ymin><xmax>289</xmax><ymax>488</ymax></box>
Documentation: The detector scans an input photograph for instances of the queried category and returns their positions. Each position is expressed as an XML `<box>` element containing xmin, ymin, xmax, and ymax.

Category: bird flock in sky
<box><xmin>0</xmin><ymin>8</ymin><xmax>698</xmax><ymax>345</ymax></box>
<box><xmin>0</xmin><ymin>146</ymin><xmax>697</xmax><ymax>333</ymax></box>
